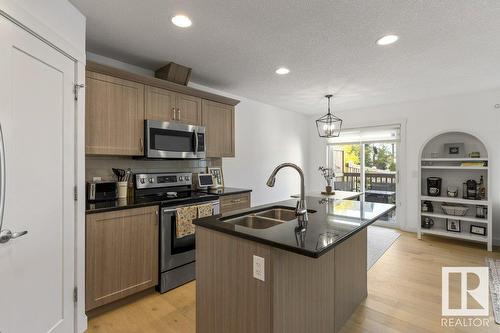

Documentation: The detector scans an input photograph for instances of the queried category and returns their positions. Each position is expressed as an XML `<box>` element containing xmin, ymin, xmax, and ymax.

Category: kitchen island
<box><xmin>194</xmin><ymin>196</ymin><xmax>395</xmax><ymax>333</ymax></box>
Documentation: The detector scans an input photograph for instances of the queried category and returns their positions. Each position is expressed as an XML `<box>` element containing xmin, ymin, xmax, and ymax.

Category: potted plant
<box><xmin>318</xmin><ymin>166</ymin><xmax>335</xmax><ymax>195</ymax></box>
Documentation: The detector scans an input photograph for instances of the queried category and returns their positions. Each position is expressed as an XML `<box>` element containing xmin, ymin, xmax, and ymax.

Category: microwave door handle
<box><xmin>194</xmin><ymin>129</ymin><xmax>199</xmax><ymax>156</ymax></box>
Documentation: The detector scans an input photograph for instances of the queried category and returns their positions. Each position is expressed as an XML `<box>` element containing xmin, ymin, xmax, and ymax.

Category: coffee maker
<box><xmin>463</xmin><ymin>180</ymin><xmax>477</xmax><ymax>199</ymax></box>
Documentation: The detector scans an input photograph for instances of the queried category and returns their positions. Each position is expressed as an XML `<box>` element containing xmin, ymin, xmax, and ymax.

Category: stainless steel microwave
<box><xmin>144</xmin><ymin>120</ymin><xmax>206</xmax><ymax>159</ymax></box>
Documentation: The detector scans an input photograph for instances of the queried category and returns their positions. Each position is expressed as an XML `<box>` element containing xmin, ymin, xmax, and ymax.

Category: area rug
<box><xmin>486</xmin><ymin>258</ymin><xmax>500</xmax><ymax>324</ymax></box>
<box><xmin>367</xmin><ymin>226</ymin><xmax>400</xmax><ymax>270</ymax></box>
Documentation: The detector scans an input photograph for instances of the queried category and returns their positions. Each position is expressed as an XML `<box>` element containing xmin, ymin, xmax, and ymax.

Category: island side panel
<box><xmin>196</xmin><ymin>227</ymin><xmax>272</xmax><ymax>333</ymax></box>
<box><xmin>334</xmin><ymin>228</ymin><xmax>368</xmax><ymax>332</ymax></box>
<box><xmin>271</xmin><ymin>247</ymin><xmax>336</xmax><ymax>333</ymax></box>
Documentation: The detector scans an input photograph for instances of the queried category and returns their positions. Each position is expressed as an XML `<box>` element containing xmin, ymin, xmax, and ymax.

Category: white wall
<box><xmin>221</xmin><ymin>97</ymin><xmax>308</xmax><ymax>206</ymax></box>
<box><xmin>87</xmin><ymin>52</ymin><xmax>310</xmax><ymax>206</ymax></box>
<box><xmin>307</xmin><ymin>89</ymin><xmax>500</xmax><ymax>243</ymax></box>
<box><xmin>1</xmin><ymin>0</ymin><xmax>86</xmax><ymax>59</ymax></box>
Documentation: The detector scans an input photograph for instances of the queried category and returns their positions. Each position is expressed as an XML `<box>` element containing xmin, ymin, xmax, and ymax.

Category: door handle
<box><xmin>194</xmin><ymin>129</ymin><xmax>199</xmax><ymax>155</ymax></box>
<box><xmin>0</xmin><ymin>229</ymin><xmax>28</xmax><ymax>244</ymax></box>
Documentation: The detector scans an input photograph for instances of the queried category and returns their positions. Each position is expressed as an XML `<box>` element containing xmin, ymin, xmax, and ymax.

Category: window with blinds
<box><xmin>326</xmin><ymin>125</ymin><xmax>401</xmax><ymax>145</ymax></box>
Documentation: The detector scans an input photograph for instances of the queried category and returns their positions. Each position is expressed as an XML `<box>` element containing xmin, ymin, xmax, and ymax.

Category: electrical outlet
<box><xmin>92</xmin><ymin>176</ymin><xmax>102</xmax><ymax>182</ymax></box>
<box><xmin>253</xmin><ymin>255</ymin><xmax>265</xmax><ymax>281</ymax></box>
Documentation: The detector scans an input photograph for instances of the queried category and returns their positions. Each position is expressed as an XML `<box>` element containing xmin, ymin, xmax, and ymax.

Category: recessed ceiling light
<box><xmin>376</xmin><ymin>34</ymin><xmax>399</xmax><ymax>46</ymax></box>
<box><xmin>275</xmin><ymin>67</ymin><xmax>290</xmax><ymax>75</ymax></box>
<box><xmin>172</xmin><ymin>15</ymin><xmax>192</xmax><ymax>28</ymax></box>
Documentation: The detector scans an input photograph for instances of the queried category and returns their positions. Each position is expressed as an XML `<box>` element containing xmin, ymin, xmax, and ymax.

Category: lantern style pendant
<box><xmin>316</xmin><ymin>94</ymin><xmax>342</xmax><ymax>138</ymax></box>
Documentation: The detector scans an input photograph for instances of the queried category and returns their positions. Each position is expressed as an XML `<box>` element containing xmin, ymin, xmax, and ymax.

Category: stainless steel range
<box><xmin>134</xmin><ymin>172</ymin><xmax>220</xmax><ymax>293</ymax></box>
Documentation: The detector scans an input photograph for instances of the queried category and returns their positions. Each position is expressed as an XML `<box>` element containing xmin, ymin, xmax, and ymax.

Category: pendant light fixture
<box><xmin>316</xmin><ymin>94</ymin><xmax>342</xmax><ymax>138</ymax></box>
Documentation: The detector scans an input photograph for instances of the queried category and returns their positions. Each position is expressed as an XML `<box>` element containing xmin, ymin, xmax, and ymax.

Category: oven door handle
<box><xmin>162</xmin><ymin>200</ymin><xmax>220</xmax><ymax>214</ymax></box>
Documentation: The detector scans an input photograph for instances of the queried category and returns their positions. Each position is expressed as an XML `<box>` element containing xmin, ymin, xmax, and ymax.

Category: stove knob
<box><xmin>178</xmin><ymin>176</ymin><xmax>183</xmax><ymax>181</ymax></box>
<box><xmin>139</xmin><ymin>178</ymin><xmax>146</xmax><ymax>184</ymax></box>
<box><xmin>148</xmin><ymin>177</ymin><xmax>154</xmax><ymax>183</ymax></box>
<box><xmin>185</xmin><ymin>176</ymin><xmax>190</xmax><ymax>181</ymax></box>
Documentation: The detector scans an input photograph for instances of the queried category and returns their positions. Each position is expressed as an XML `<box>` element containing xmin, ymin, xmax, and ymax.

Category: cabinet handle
<box><xmin>172</xmin><ymin>107</ymin><xmax>176</xmax><ymax>120</ymax></box>
<box><xmin>140</xmin><ymin>138</ymin><xmax>143</xmax><ymax>152</ymax></box>
<box><xmin>177</xmin><ymin>108</ymin><xmax>181</xmax><ymax>120</ymax></box>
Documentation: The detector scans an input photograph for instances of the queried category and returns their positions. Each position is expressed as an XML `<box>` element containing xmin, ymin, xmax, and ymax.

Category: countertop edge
<box><xmin>202</xmin><ymin>187</ymin><xmax>252</xmax><ymax>196</ymax></box>
<box><xmin>85</xmin><ymin>202</ymin><xmax>162</xmax><ymax>215</ymax></box>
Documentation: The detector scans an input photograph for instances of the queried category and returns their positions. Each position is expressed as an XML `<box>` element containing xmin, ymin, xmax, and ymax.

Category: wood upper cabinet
<box><xmin>86</xmin><ymin>71</ymin><xmax>145</xmax><ymax>155</ymax></box>
<box><xmin>176</xmin><ymin>93</ymin><xmax>202</xmax><ymax>125</ymax></box>
<box><xmin>145</xmin><ymin>86</ymin><xmax>201</xmax><ymax>125</ymax></box>
<box><xmin>145</xmin><ymin>86</ymin><xmax>176</xmax><ymax>122</ymax></box>
<box><xmin>202</xmin><ymin>100</ymin><xmax>235</xmax><ymax>157</ymax></box>
<box><xmin>85</xmin><ymin>206</ymin><xmax>159</xmax><ymax>311</ymax></box>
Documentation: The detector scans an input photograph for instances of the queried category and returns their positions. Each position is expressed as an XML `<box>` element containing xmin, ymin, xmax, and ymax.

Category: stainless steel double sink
<box><xmin>221</xmin><ymin>207</ymin><xmax>314</xmax><ymax>229</ymax></box>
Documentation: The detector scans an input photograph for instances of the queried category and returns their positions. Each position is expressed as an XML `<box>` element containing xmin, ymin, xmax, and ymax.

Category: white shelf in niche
<box><xmin>418</xmin><ymin>131</ymin><xmax>492</xmax><ymax>251</ymax></box>
<box><xmin>421</xmin><ymin>157</ymin><xmax>488</xmax><ymax>162</ymax></box>
<box><xmin>421</xmin><ymin>227</ymin><xmax>487</xmax><ymax>243</ymax></box>
<box><xmin>420</xmin><ymin>195</ymin><xmax>489</xmax><ymax>206</ymax></box>
<box><xmin>420</xmin><ymin>212</ymin><xmax>488</xmax><ymax>224</ymax></box>
<box><xmin>421</xmin><ymin>166</ymin><xmax>487</xmax><ymax>170</ymax></box>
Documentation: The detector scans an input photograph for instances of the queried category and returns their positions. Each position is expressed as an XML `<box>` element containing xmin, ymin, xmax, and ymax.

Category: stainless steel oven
<box><xmin>159</xmin><ymin>199</ymin><xmax>220</xmax><ymax>293</ymax></box>
<box><xmin>145</xmin><ymin>120</ymin><xmax>206</xmax><ymax>159</ymax></box>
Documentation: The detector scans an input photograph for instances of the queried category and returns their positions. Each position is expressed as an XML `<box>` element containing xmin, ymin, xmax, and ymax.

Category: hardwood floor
<box><xmin>87</xmin><ymin>232</ymin><xmax>500</xmax><ymax>333</ymax></box>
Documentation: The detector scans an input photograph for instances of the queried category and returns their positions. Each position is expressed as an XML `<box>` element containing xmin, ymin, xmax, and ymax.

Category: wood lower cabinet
<box><xmin>85</xmin><ymin>206</ymin><xmax>159</xmax><ymax>311</ymax></box>
<box><xmin>85</xmin><ymin>71</ymin><xmax>145</xmax><ymax>155</ymax></box>
<box><xmin>202</xmin><ymin>100</ymin><xmax>235</xmax><ymax>157</ymax></box>
<box><xmin>196</xmin><ymin>227</ymin><xmax>367</xmax><ymax>333</ymax></box>
<box><xmin>145</xmin><ymin>86</ymin><xmax>201</xmax><ymax>125</ymax></box>
<box><xmin>220</xmin><ymin>192</ymin><xmax>251</xmax><ymax>214</ymax></box>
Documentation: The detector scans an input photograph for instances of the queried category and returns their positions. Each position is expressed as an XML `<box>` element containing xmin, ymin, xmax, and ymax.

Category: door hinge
<box><xmin>74</xmin><ymin>186</ymin><xmax>78</xmax><ymax>201</ymax></box>
<box><xmin>73</xmin><ymin>287</ymin><xmax>78</xmax><ymax>303</ymax></box>
<box><xmin>73</xmin><ymin>83</ymin><xmax>85</xmax><ymax>101</ymax></box>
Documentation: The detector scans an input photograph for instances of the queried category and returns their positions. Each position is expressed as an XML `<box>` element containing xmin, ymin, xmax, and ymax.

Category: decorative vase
<box><xmin>322</xmin><ymin>185</ymin><xmax>334</xmax><ymax>195</ymax></box>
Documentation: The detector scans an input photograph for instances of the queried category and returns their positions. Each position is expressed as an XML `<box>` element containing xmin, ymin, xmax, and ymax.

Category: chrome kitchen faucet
<box><xmin>266</xmin><ymin>163</ymin><xmax>308</xmax><ymax>231</ymax></box>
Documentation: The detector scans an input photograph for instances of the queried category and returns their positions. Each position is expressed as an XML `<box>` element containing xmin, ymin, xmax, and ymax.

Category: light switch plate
<box><xmin>253</xmin><ymin>255</ymin><xmax>265</xmax><ymax>281</ymax></box>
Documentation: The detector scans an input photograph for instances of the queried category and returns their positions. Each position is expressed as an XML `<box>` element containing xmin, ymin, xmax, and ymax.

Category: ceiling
<box><xmin>70</xmin><ymin>0</ymin><xmax>500</xmax><ymax>115</ymax></box>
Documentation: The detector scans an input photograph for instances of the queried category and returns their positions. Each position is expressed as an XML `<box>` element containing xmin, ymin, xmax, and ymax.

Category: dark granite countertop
<box><xmin>193</xmin><ymin>196</ymin><xmax>395</xmax><ymax>258</ymax></box>
<box><xmin>86</xmin><ymin>198</ymin><xmax>161</xmax><ymax>214</ymax></box>
<box><xmin>197</xmin><ymin>187</ymin><xmax>252</xmax><ymax>196</ymax></box>
<box><xmin>86</xmin><ymin>192</ymin><xmax>219</xmax><ymax>214</ymax></box>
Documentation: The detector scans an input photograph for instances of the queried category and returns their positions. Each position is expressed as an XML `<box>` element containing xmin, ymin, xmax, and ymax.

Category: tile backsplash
<box><xmin>86</xmin><ymin>156</ymin><xmax>222</xmax><ymax>182</ymax></box>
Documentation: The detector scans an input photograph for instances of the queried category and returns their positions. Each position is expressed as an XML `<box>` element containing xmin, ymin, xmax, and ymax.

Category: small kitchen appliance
<box><xmin>426</xmin><ymin>177</ymin><xmax>442</xmax><ymax>197</ymax></box>
<box><xmin>464</xmin><ymin>179</ymin><xmax>478</xmax><ymax>199</ymax></box>
<box><xmin>421</xmin><ymin>201</ymin><xmax>433</xmax><ymax>213</ymax></box>
<box><xmin>144</xmin><ymin>120</ymin><xmax>206</xmax><ymax>159</ymax></box>
<box><xmin>134</xmin><ymin>172</ymin><xmax>219</xmax><ymax>293</ymax></box>
<box><xmin>86</xmin><ymin>181</ymin><xmax>117</xmax><ymax>202</ymax></box>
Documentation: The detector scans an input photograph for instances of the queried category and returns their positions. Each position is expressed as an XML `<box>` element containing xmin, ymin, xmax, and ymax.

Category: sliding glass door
<box><xmin>363</xmin><ymin>142</ymin><xmax>397</xmax><ymax>224</ymax></box>
<box><xmin>327</xmin><ymin>125</ymin><xmax>401</xmax><ymax>227</ymax></box>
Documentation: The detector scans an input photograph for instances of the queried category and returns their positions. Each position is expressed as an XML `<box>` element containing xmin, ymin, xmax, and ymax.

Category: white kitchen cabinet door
<box><xmin>0</xmin><ymin>15</ymin><xmax>76</xmax><ymax>333</ymax></box>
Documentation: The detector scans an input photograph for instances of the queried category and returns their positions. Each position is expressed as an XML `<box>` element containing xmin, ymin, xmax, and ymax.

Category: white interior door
<box><xmin>0</xmin><ymin>15</ymin><xmax>76</xmax><ymax>333</ymax></box>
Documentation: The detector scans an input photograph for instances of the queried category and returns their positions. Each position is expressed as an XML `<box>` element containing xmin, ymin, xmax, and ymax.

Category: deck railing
<box><xmin>339</xmin><ymin>172</ymin><xmax>396</xmax><ymax>192</ymax></box>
